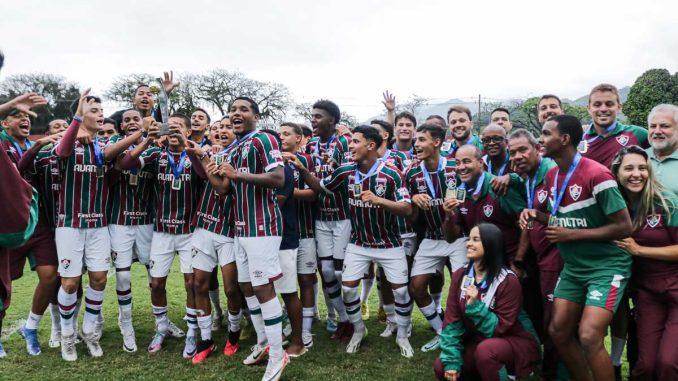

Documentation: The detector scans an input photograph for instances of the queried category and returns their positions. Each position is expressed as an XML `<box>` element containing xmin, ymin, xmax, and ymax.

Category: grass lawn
<box><xmin>1</xmin><ymin>262</ymin><xmax>629</xmax><ymax>380</ymax></box>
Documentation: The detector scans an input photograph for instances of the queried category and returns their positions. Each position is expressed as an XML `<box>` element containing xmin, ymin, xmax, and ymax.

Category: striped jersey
<box><xmin>107</xmin><ymin>135</ymin><xmax>156</xmax><ymax>226</ymax></box>
<box><xmin>228</xmin><ymin>130</ymin><xmax>284</xmax><ymax>237</ymax></box>
<box><xmin>139</xmin><ymin>147</ymin><xmax>202</xmax><ymax>234</ymax></box>
<box><xmin>545</xmin><ymin>157</ymin><xmax>630</xmax><ymax>272</ymax></box>
<box><xmin>53</xmin><ymin>139</ymin><xmax>112</xmax><ymax>228</ymax></box>
<box><xmin>193</xmin><ymin>149</ymin><xmax>234</xmax><ymax>237</ymax></box>
<box><xmin>307</xmin><ymin>134</ymin><xmax>352</xmax><ymax>221</ymax></box>
<box><xmin>580</xmin><ymin>122</ymin><xmax>649</xmax><ymax>168</ymax></box>
<box><xmin>405</xmin><ymin>158</ymin><xmax>458</xmax><ymax>240</ymax></box>
<box><xmin>294</xmin><ymin>152</ymin><xmax>316</xmax><ymax>239</ymax></box>
<box><xmin>33</xmin><ymin>144</ymin><xmax>62</xmax><ymax>229</ymax></box>
<box><xmin>320</xmin><ymin>161</ymin><xmax>410</xmax><ymax>248</ymax></box>
<box><xmin>382</xmin><ymin>149</ymin><xmax>415</xmax><ymax>236</ymax></box>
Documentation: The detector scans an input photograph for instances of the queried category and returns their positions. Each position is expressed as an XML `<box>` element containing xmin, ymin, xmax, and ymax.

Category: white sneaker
<box><xmin>183</xmin><ymin>335</ymin><xmax>197</xmax><ymax>359</ymax></box>
<box><xmin>396</xmin><ymin>337</ymin><xmax>414</xmax><ymax>358</ymax></box>
<box><xmin>81</xmin><ymin>330</ymin><xmax>103</xmax><ymax>358</ymax></box>
<box><xmin>262</xmin><ymin>352</ymin><xmax>289</xmax><ymax>381</ymax></box>
<box><xmin>167</xmin><ymin>320</ymin><xmax>185</xmax><ymax>338</ymax></box>
<box><xmin>49</xmin><ymin>327</ymin><xmax>61</xmax><ymax>348</ymax></box>
<box><xmin>302</xmin><ymin>332</ymin><xmax>314</xmax><ymax>348</ymax></box>
<box><xmin>421</xmin><ymin>335</ymin><xmax>440</xmax><ymax>352</ymax></box>
<box><xmin>243</xmin><ymin>343</ymin><xmax>269</xmax><ymax>365</ymax></box>
<box><xmin>346</xmin><ymin>328</ymin><xmax>367</xmax><ymax>354</ymax></box>
<box><xmin>60</xmin><ymin>333</ymin><xmax>77</xmax><ymax>362</ymax></box>
<box><xmin>380</xmin><ymin>321</ymin><xmax>398</xmax><ymax>338</ymax></box>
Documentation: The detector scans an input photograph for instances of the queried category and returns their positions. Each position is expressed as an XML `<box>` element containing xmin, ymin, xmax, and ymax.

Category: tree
<box><xmin>104</xmin><ymin>73</ymin><xmax>156</xmax><ymax>104</ymax></box>
<box><xmin>340</xmin><ymin>111</ymin><xmax>358</xmax><ymax>127</ymax></box>
<box><xmin>512</xmin><ymin>97</ymin><xmax>590</xmax><ymax>137</ymax></box>
<box><xmin>624</xmin><ymin>68</ymin><xmax>678</xmax><ymax>126</ymax></box>
<box><xmin>398</xmin><ymin>94</ymin><xmax>429</xmax><ymax>115</ymax></box>
<box><xmin>0</xmin><ymin>73</ymin><xmax>81</xmax><ymax>133</ymax></box>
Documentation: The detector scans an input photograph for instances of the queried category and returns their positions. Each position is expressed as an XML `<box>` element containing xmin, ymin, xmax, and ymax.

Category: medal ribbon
<box><xmin>551</xmin><ymin>153</ymin><xmax>582</xmax><ymax>217</ymax></box>
<box><xmin>420</xmin><ymin>156</ymin><xmax>445</xmax><ymax>199</ymax></box>
<box><xmin>525</xmin><ymin>159</ymin><xmax>543</xmax><ymax>209</ymax></box>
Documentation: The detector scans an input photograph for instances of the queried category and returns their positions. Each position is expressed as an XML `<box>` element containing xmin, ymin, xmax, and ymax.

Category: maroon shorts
<box><xmin>9</xmin><ymin>227</ymin><xmax>57</xmax><ymax>280</ymax></box>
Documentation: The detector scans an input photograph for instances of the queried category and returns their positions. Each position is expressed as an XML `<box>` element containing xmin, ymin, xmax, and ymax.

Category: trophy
<box><xmin>150</xmin><ymin>78</ymin><xmax>171</xmax><ymax>135</ymax></box>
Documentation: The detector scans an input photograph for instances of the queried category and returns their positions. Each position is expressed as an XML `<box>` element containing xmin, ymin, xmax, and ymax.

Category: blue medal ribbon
<box><xmin>420</xmin><ymin>156</ymin><xmax>445</xmax><ymax>199</ymax></box>
<box><xmin>166</xmin><ymin>148</ymin><xmax>187</xmax><ymax>179</ymax></box>
<box><xmin>392</xmin><ymin>142</ymin><xmax>414</xmax><ymax>159</ymax></box>
<box><xmin>128</xmin><ymin>144</ymin><xmax>138</xmax><ymax>175</ymax></box>
<box><xmin>459</xmin><ymin>172</ymin><xmax>486</xmax><ymax>199</ymax></box>
<box><xmin>93</xmin><ymin>138</ymin><xmax>104</xmax><ymax>167</ymax></box>
<box><xmin>551</xmin><ymin>153</ymin><xmax>582</xmax><ymax>217</ymax></box>
<box><xmin>8</xmin><ymin>137</ymin><xmax>32</xmax><ymax>157</ymax></box>
<box><xmin>354</xmin><ymin>160</ymin><xmax>381</xmax><ymax>188</ymax></box>
<box><xmin>488</xmin><ymin>151</ymin><xmax>510</xmax><ymax>176</ymax></box>
<box><xmin>380</xmin><ymin>148</ymin><xmax>391</xmax><ymax>162</ymax></box>
<box><xmin>525</xmin><ymin>159</ymin><xmax>543</xmax><ymax>209</ymax></box>
<box><xmin>314</xmin><ymin>133</ymin><xmax>336</xmax><ymax>162</ymax></box>
<box><xmin>585</xmin><ymin>122</ymin><xmax>616</xmax><ymax>144</ymax></box>
<box><xmin>468</xmin><ymin>264</ymin><xmax>488</xmax><ymax>289</ymax></box>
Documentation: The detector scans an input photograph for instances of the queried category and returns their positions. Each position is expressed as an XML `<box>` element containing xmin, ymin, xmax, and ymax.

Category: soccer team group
<box><xmin>1</xmin><ymin>72</ymin><xmax>677</xmax><ymax>381</ymax></box>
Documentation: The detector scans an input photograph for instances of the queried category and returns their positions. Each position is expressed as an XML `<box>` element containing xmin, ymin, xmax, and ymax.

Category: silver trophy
<box><xmin>150</xmin><ymin>78</ymin><xmax>171</xmax><ymax>135</ymax></box>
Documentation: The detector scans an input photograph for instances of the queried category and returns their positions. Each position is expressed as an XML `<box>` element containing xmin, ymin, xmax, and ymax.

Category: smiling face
<box><xmin>190</xmin><ymin>110</ymin><xmax>209</xmax><ymax>134</ymax></box>
<box><xmin>616</xmin><ymin>153</ymin><xmax>648</xmax><ymax>195</ymax></box>
<box><xmin>508</xmin><ymin>135</ymin><xmax>540</xmax><ymax>175</ymax></box>
<box><xmin>481</xmin><ymin>125</ymin><xmax>507</xmax><ymax>159</ymax></box>
<box><xmin>448</xmin><ymin>111</ymin><xmax>473</xmax><ymax>141</ymax></box>
<box><xmin>539</xmin><ymin>120</ymin><xmax>565</xmax><ymax>158</ymax></box>
<box><xmin>466</xmin><ymin>226</ymin><xmax>485</xmax><ymax>262</ymax></box>
<box><xmin>2</xmin><ymin>111</ymin><xmax>31</xmax><ymax>140</ymax></box>
<box><xmin>588</xmin><ymin>91</ymin><xmax>621</xmax><ymax>128</ymax></box>
<box><xmin>649</xmin><ymin>111</ymin><xmax>678</xmax><ymax>154</ymax></box>
<box><xmin>121</xmin><ymin>110</ymin><xmax>142</xmax><ymax>136</ymax></box>
<box><xmin>279</xmin><ymin>126</ymin><xmax>302</xmax><ymax>153</ymax></box>
<box><xmin>229</xmin><ymin>99</ymin><xmax>259</xmax><ymax>136</ymax></box>
<box><xmin>413</xmin><ymin>130</ymin><xmax>441</xmax><ymax>161</ymax></box>
<box><xmin>538</xmin><ymin>97</ymin><xmax>563</xmax><ymax>125</ymax></box>
<box><xmin>133</xmin><ymin>86</ymin><xmax>155</xmax><ymax>113</ymax></box>
<box><xmin>349</xmin><ymin>132</ymin><xmax>375</xmax><ymax>163</ymax></box>
<box><xmin>47</xmin><ymin>119</ymin><xmax>68</xmax><ymax>136</ymax></box>
<box><xmin>395</xmin><ymin>117</ymin><xmax>415</xmax><ymax>142</ymax></box>
<box><xmin>455</xmin><ymin>145</ymin><xmax>484</xmax><ymax>184</ymax></box>
<box><xmin>97</xmin><ymin>122</ymin><xmax>117</xmax><ymax>143</ymax></box>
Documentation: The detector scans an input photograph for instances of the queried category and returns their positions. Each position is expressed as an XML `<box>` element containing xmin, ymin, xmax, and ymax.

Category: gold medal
<box><xmin>526</xmin><ymin>218</ymin><xmax>534</xmax><ymax>230</ymax></box>
<box><xmin>172</xmin><ymin>178</ymin><xmax>182</xmax><ymax>190</ymax></box>
<box><xmin>353</xmin><ymin>183</ymin><xmax>362</xmax><ymax>196</ymax></box>
<box><xmin>455</xmin><ymin>188</ymin><xmax>466</xmax><ymax>202</ymax></box>
<box><xmin>461</xmin><ymin>275</ymin><xmax>473</xmax><ymax>290</ymax></box>
<box><xmin>548</xmin><ymin>215</ymin><xmax>558</xmax><ymax>227</ymax></box>
<box><xmin>445</xmin><ymin>188</ymin><xmax>456</xmax><ymax>200</ymax></box>
<box><xmin>214</xmin><ymin>155</ymin><xmax>223</xmax><ymax>165</ymax></box>
<box><xmin>577</xmin><ymin>139</ymin><xmax>588</xmax><ymax>154</ymax></box>
<box><xmin>149</xmin><ymin>84</ymin><xmax>161</xmax><ymax>95</ymax></box>
<box><xmin>129</xmin><ymin>174</ymin><xmax>138</xmax><ymax>186</ymax></box>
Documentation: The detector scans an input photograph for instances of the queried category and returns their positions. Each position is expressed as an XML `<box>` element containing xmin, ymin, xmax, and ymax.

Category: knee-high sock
<box><xmin>116</xmin><ymin>270</ymin><xmax>133</xmax><ymax>321</ymax></box>
<box><xmin>321</xmin><ymin>260</ymin><xmax>348</xmax><ymax>322</ymax></box>
<box><xmin>152</xmin><ymin>304</ymin><xmax>169</xmax><ymax>333</ymax></box>
<box><xmin>420</xmin><ymin>301</ymin><xmax>442</xmax><ymax>334</ymax></box>
<box><xmin>49</xmin><ymin>303</ymin><xmax>61</xmax><ymax>331</ymax></box>
<box><xmin>82</xmin><ymin>287</ymin><xmax>104</xmax><ymax>335</ymax></box>
<box><xmin>209</xmin><ymin>289</ymin><xmax>223</xmax><ymax>317</ymax></box>
<box><xmin>383</xmin><ymin>303</ymin><xmax>396</xmax><ymax>323</ymax></box>
<box><xmin>58</xmin><ymin>288</ymin><xmax>78</xmax><ymax>336</ymax></box>
<box><xmin>321</xmin><ymin>284</ymin><xmax>335</xmax><ymax>320</ymax></box>
<box><xmin>260</xmin><ymin>298</ymin><xmax>284</xmax><ymax>362</ymax></box>
<box><xmin>313</xmin><ymin>281</ymin><xmax>320</xmax><ymax>317</ymax></box>
<box><xmin>228</xmin><ymin>309</ymin><xmax>242</xmax><ymax>333</ymax></box>
<box><xmin>342</xmin><ymin>285</ymin><xmax>365</xmax><ymax>333</ymax></box>
<box><xmin>197</xmin><ymin>314</ymin><xmax>212</xmax><ymax>341</ymax></box>
<box><xmin>25</xmin><ymin>311</ymin><xmax>43</xmax><ymax>330</ymax></box>
<box><xmin>393</xmin><ymin>286</ymin><xmax>412</xmax><ymax>339</ymax></box>
<box><xmin>185</xmin><ymin>307</ymin><xmax>198</xmax><ymax>338</ymax></box>
<box><xmin>244</xmin><ymin>296</ymin><xmax>267</xmax><ymax>346</ymax></box>
<box><xmin>431</xmin><ymin>292</ymin><xmax>442</xmax><ymax>311</ymax></box>
<box><xmin>610</xmin><ymin>336</ymin><xmax>626</xmax><ymax>366</ymax></box>
<box><xmin>361</xmin><ymin>278</ymin><xmax>374</xmax><ymax>304</ymax></box>
<box><xmin>302</xmin><ymin>307</ymin><xmax>314</xmax><ymax>334</ymax></box>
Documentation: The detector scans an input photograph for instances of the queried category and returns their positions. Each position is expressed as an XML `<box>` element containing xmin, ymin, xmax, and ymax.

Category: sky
<box><xmin>2</xmin><ymin>0</ymin><xmax>678</xmax><ymax>121</ymax></box>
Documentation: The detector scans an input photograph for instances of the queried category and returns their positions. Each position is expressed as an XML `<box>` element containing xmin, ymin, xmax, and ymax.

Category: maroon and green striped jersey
<box><xmin>53</xmin><ymin>139</ymin><xmax>112</xmax><ymax>228</ymax></box>
<box><xmin>227</xmin><ymin>130</ymin><xmax>284</xmax><ymax>237</ymax></box>
<box><xmin>294</xmin><ymin>152</ymin><xmax>316</xmax><ymax>239</ymax></box>
<box><xmin>320</xmin><ymin>161</ymin><xmax>410</xmax><ymax>248</ymax></box>
<box><xmin>406</xmin><ymin>158</ymin><xmax>458</xmax><ymax>240</ymax></box>
<box><xmin>306</xmin><ymin>133</ymin><xmax>352</xmax><ymax>221</ymax></box>
<box><xmin>382</xmin><ymin>149</ymin><xmax>415</xmax><ymax>236</ymax></box>
<box><xmin>139</xmin><ymin>147</ymin><xmax>202</xmax><ymax>234</ymax></box>
<box><xmin>193</xmin><ymin>150</ymin><xmax>234</xmax><ymax>237</ymax></box>
<box><xmin>33</xmin><ymin>144</ymin><xmax>62</xmax><ymax>229</ymax></box>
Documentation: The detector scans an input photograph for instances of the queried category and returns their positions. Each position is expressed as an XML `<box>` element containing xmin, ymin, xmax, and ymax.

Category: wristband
<box><xmin>73</xmin><ymin>115</ymin><xmax>83</xmax><ymax>123</ymax></box>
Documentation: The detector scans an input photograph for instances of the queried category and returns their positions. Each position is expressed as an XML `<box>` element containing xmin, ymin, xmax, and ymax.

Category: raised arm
<box><xmin>55</xmin><ymin>89</ymin><xmax>91</xmax><ymax>158</ymax></box>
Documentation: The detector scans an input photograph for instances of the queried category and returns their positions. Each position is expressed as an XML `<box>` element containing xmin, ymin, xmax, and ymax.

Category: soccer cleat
<box><xmin>192</xmin><ymin>339</ymin><xmax>216</xmax><ymax>364</ymax></box>
<box><xmin>0</xmin><ymin>341</ymin><xmax>6</xmax><ymax>359</ymax></box>
<box><xmin>346</xmin><ymin>328</ymin><xmax>367</xmax><ymax>354</ymax></box>
<box><xmin>325</xmin><ymin>318</ymin><xmax>338</xmax><ymax>333</ymax></box>
<box><xmin>20</xmin><ymin>327</ymin><xmax>42</xmax><ymax>356</ymax></box>
<box><xmin>81</xmin><ymin>329</ymin><xmax>103</xmax><ymax>358</ymax></box>
<box><xmin>93</xmin><ymin>313</ymin><xmax>104</xmax><ymax>341</ymax></box>
<box><xmin>240</xmin><ymin>322</ymin><xmax>253</xmax><ymax>341</ymax></box>
<box><xmin>262</xmin><ymin>352</ymin><xmax>289</xmax><ymax>381</ymax></box>
<box><xmin>49</xmin><ymin>327</ymin><xmax>61</xmax><ymax>348</ymax></box>
<box><xmin>223</xmin><ymin>340</ymin><xmax>240</xmax><ymax>356</ymax></box>
<box><xmin>211</xmin><ymin>312</ymin><xmax>223</xmax><ymax>332</ymax></box>
<box><xmin>243</xmin><ymin>344</ymin><xmax>269</xmax><ymax>365</ymax></box>
<box><xmin>377</xmin><ymin>306</ymin><xmax>387</xmax><ymax>323</ymax></box>
<box><xmin>120</xmin><ymin>324</ymin><xmax>137</xmax><ymax>353</ymax></box>
<box><xmin>361</xmin><ymin>303</ymin><xmax>370</xmax><ymax>320</ymax></box>
<box><xmin>421</xmin><ymin>335</ymin><xmax>441</xmax><ymax>352</ymax></box>
<box><xmin>60</xmin><ymin>333</ymin><xmax>77</xmax><ymax>361</ymax></box>
<box><xmin>396</xmin><ymin>337</ymin><xmax>414</xmax><ymax>358</ymax></box>
<box><xmin>183</xmin><ymin>335</ymin><xmax>197</xmax><ymax>359</ymax></box>
<box><xmin>302</xmin><ymin>332</ymin><xmax>314</xmax><ymax>348</ymax></box>
<box><xmin>167</xmin><ymin>320</ymin><xmax>186</xmax><ymax>338</ymax></box>
<box><xmin>380</xmin><ymin>321</ymin><xmax>398</xmax><ymax>338</ymax></box>
<box><xmin>148</xmin><ymin>331</ymin><xmax>167</xmax><ymax>353</ymax></box>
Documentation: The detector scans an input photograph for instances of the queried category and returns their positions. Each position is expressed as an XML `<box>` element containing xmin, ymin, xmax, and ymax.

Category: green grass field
<box><xmin>1</xmin><ymin>262</ymin><xmax>629</xmax><ymax>380</ymax></box>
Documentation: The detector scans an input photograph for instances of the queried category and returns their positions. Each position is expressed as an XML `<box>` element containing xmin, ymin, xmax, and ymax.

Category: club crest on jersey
<box><xmin>537</xmin><ymin>189</ymin><xmax>548</xmax><ymax>204</ymax></box>
<box><xmin>242</xmin><ymin>142</ymin><xmax>251</xmax><ymax>156</ymax></box>
<box><xmin>61</xmin><ymin>259</ymin><xmax>70</xmax><ymax>269</ymax></box>
<box><xmin>647</xmin><ymin>214</ymin><xmax>661</xmax><ymax>228</ymax></box>
<box><xmin>616</xmin><ymin>135</ymin><xmax>629</xmax><ymax>146</ymax></box>
<box><xmin>270</xmin><ymin>150</ymin><xmax>282</xmax><ymax>160</ymax></box>
<box><xmin>569</xmin><ymin>184</ymin><xmax>582</xmax><ymax>201</ymax></box>
<box><xmin>483</xmin><ymin>204</ymin><xmax>494</xmax><ymax>217</ymax></box>
<box><xmin>446</xmin><ymin>176</ymin><xmax>457</xmax><ymax>190</ymax></box>
<box><xmin>375</xmin><ymin>180</ymin><xmax>387</xmax><ymax>196</ymax></box>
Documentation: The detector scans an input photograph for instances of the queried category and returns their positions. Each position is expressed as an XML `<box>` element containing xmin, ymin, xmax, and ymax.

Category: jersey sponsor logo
<box><xmin>123</xmin><ymin>211</ymin><xmax>148</xmax><ymax>217</ymax></box>
<box><xmin>348</xmin><ymin>197</ymin><xmax>378</xmax><ymax>208</ymax></box>
<box><xmin>588</xmin><ymin>290</ymin><xmax>603</xmax><ymax>301</ymax></box>
<box><xmin>237</xmin><ymin>167</ymin><xmax>250</xmax><ymax>174</ymax></box>
<box><xmin>646</xmin><ymin>214</ymin><xmax>661</xmax><ymax>228</ymax></box>
<box><xmin>553</xmin><ymin>217</ymin><xmax>588</xmax><ymax>228</ymax></box>
<box><xmin>158</xmin><ymin>173</ymin><xmax>191</xmax><ymax>181</ymax></box>
<box><xmin>196</xmin><ymin>211</ymin><xmax>219</xmax><ymax>224</ymax></box>
<box><xmin>569</xmin><ymin>184</ymin><xmax>582</xmax><ymax>201</ymax></box>
<box><xmin>483</xmin><ymin>204</ymin><xmax>493</xmax><ymax>217</ymax></box>
<box><xmin>459</xmin><ymin>207</ymin><xmax>468</xmax><ymax>215</ymax></box>
<box><xmin>537</xmin><ymin>189</ymin><xmax>548</xmax><ymax>204</ymax></box>
<box><xmin>77</xmin><ymin>212</ymin><xmax>104</xmax><ymax>223</ymax></box>
<box><xmin>616</xmin><ymin>135</ymin><xmax>629</xmax><ymax>146</ymax></box>
<box><xmin>51</xmin><ymin>167</ymin><xmax>60</xmax><ymax>175</ymax></box>
<box><xmin>74</xmin><ymin>163</ymin><xmax>102</xmax><ymax>173</ymax></box>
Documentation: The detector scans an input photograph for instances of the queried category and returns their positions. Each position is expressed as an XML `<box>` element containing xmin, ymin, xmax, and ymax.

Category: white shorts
<box><xmin>343</xmin><ymin>244</ymin><xmax>408</xmax><ymax>285</ymax></box>
<box><xmin>191</xmin><ymin>227</ymin><xmax>235</xmax><ymax>272</ymax></box>
<box><xmin>411</xmin><ymin>237</ymin><xmax>469</xmax><ymax>277</ymax></box>
<box><xmin>315</xmin><ymin>219</ymin><xmax>351</xmax><ymax>260</ymax></box>
<box><xmin>401</xmin><ymin>234</ymin><xmax>418</xmax><ymax>257</ymax></box>
<box><xmin>109</xmin><ymin>224</ymin><xmax>153</xmax><ymax>267</ymax></box>
<box><xmin>274</xmin><ymin>249</ymin><xmax>298</xmax><ymax>294</ymax></box>
<box><xmin>149</xmin><ymin>232</ymin><xmax>193</xmax><ymax>277</ymax></box>
<box><xmin>55</xmin><ymin>227</ymin><xmax>111</xmax><ymax>277</ymax></box>
<box><xmin>297</xmin><ymin>238</ymin><xmax>317</xmax><ymax>275</ymax></box>
<box><xmin>234</xmin><ymin>236</ymin><xmax>283</xmax><ymax>287</ymax></box>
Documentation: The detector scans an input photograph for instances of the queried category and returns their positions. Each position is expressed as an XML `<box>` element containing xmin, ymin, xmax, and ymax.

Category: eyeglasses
<box><xmin>481</xmin><ymin>136</ymin><xmax>506</xmax><ymax>144</ymax></box>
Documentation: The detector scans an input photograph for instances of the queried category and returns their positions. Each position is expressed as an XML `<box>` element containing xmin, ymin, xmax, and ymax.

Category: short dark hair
<box><xmin>133</xmin><ymin>84</ymin><xmax>150</xmax><ymax>94</ymax></box>
<box><xmin>220</xmin><ymin>115</ymin><xmax>230</xmax><ymax>121</ymax></box>
<box><xmin>447</xmin><ymin>105</ymin><xmax>472</xmax><ymax>121</ymax></box>
<box><xmin>475</xmin><ymin>223</ymin><xmax>506</xmax><ymax>284</ymax></box>
<box><xmin>508</xmin><ymin>128</ymin><xmax>538</xmax><ymax>146</ymax></box>
<box><xmin>370</xmin><ymin>119</ymin><xmax>394</xmax><ymax>144</ymax></box>
<box><xmin>352</xmin><ymin>125</ymin><xmax>383</xmax><ymax>148</ymax></box>
<box><xmin>103</xmin><ymin>117</ymin><xmax>118</xmax><ymax>132</ymax></box>
<box><xmin>232</xmin><ymin>96</ymin><xmax>260</xmax><ymax>115</ymax></box>
<box><xmin>416</xmin><ymin>123</ymin><xmax>446</xmax><ymax>142</ymax></box>
<box><xmin>491</xmin><ymin>107</ymin><xmax>511</xmax><ymax>118</ymax></box>
<box><xmin>192</xmin><ymin>107</ymin><xmax>211</xmax><ymax>123</ymax></box>
<box><xmin>300</xmin><ymin>124</ymin><xmax>312</xmax><ymax>138</ymax></box>
<box><xmin>589</xmin><ymin>83</ymin><xmax>620</xmax><ymax>104</ymax></box>
<box><xmin>459</xmin><ymin>144</ymin><xmax>484</xmax><ymax>160</ymax></box>
<box><xmin>70</xmin><ymin>95</ymin><xmax>102</xmax><ymax>117</ymax></box>
<box><xmin>280</xmin><ymin>121</ymin><xmax>303</xmax><ymax>136</ymax></box>
<box><xmin>395</xmin><ymin>111</ymin><xmax>417</xmax><ymax>127</ymax></box>
<box><xmin>169</xmin><ymin>112</ymin><xmax>191</xmax><ymax>130</ymax></box>
<box><xmin>538</xmin><ymin>94</ymin><xmax>562</xmax><ymax>109</ymax></box>
<box><xmin>550</xmin><ymin>114</ymin><xmax>583</xmax><ymax>148</ymax></box>
<box><xmin>312</xmin><ymin>99</ymin><xmax>341</xmax><ymax>125</ymax></box>
<box><xmin>425</xmin><ymin>114</ymin><xmax>447</xmax><ymax>127</ymax></box>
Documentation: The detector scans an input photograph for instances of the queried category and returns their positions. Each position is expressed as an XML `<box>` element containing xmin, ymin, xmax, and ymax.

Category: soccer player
<box><xmin>299</xmin><ymin>124</ymin><xmax>312</xmax><ymax>151</ymax></box>
<box><xmin>108</xmin><ymin>71</ymin><xmax>177</xmax><ymax>127</ymax></box>
<box><xmin>646</xmin><ymin>104</ymin><xmax>678</xmax><ymax>195</ymax></box>
<box><xmin>407</xmin><ymin>123</ymin><xmax>468</xmax><ymax>352</ymax></box>
<box><xmin>393</xmin><ymin>111</ymin><xmax>417</xmax><ymax>159</ymax></box>
<box><xmin>508</xmin><ymin>129</ymin><xmax>565</xmax><ymax>380</ymax></box>
<box><xmin>490</xmin><ymin>107</ymin><xmax>513</xmax><ymax>133</ymax></box>
<box><xmin>520</xmin><ymin>114</ymin><xmax>633</xmax><ymax>381</ymax></box>
<box><xmin>307</xmin><ymin>99</ymin><xmax>352</xmax><ymax>339</ymax></box>
<box><xmin>279</xmin><ymin>122</ymin><xmax>318</xmax><ymax>349</ymax></box>
<box><xmin>190</xmin><ymin>108</ymin><xmax>212</xmax><ymax>148</ymax></box>
<box><xmin>47</xmin><ymin>119</ymin><xmax>69</xmax><ymax>135</ymax></box>
<box><xmin>295</xmin><ymin>125</ymin><xmax>415</xmax><ymax>357</ymax></box>
<box><xmin>442</xmin><ymin>106</ymin><xmax>483</xmax><ymax>158</ymax></box>
<box><xmin>580</xmin><ymin>83</ymin><xmax>648</xmax><ymax>167</ymax></box>
<box><xmin>119</xmin><ymin>113</ymin><xmax>203</xmax><ymax>358</ymax></box>
<box><xmin>537</xmin><ymin>94</ymin><xmax>564</xmax><ymax>126</ymax></box>
<box><xmin>98</xmin><ymin>117</ymin><xmax>118</xmax><ymax>143</ymax></box>
<box><xmin>214</xmin><ymin>97</ymin><xmax>289</xmax><ymax>380</ymax></box>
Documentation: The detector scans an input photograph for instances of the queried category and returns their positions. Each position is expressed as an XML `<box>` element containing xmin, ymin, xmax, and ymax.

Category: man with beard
<box><xmin>646</xmin><ymin>104</ymin><xmax>678</xmax><ymax>195</ymax></box>
<box><xmin>190</xmin><ymin>108</ymin><xmax>212</xmax><ymax>148</ymax></box>
<box><xmin>442</xmin><ymin>106</ymin><xmax>483</xmax><ymax>159</ymax></box>
<box><xmin>538</xmin><ymin>95</ymin><xmax>564</xmax><ymax>126</ymax></box>
<box><xmin>490</xmin><ymin>107</ymin><xmax>513</xmax><ymax>133</ymax></box>
<box><xmin>108</xmin><ymin>71</ymin><xmax>177</xmax><ymax>127</ymax></box>
<box><xmin>579</xmin><ymin>84</ymin><xmax>648</xmax><ymax>167</ymax></box>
